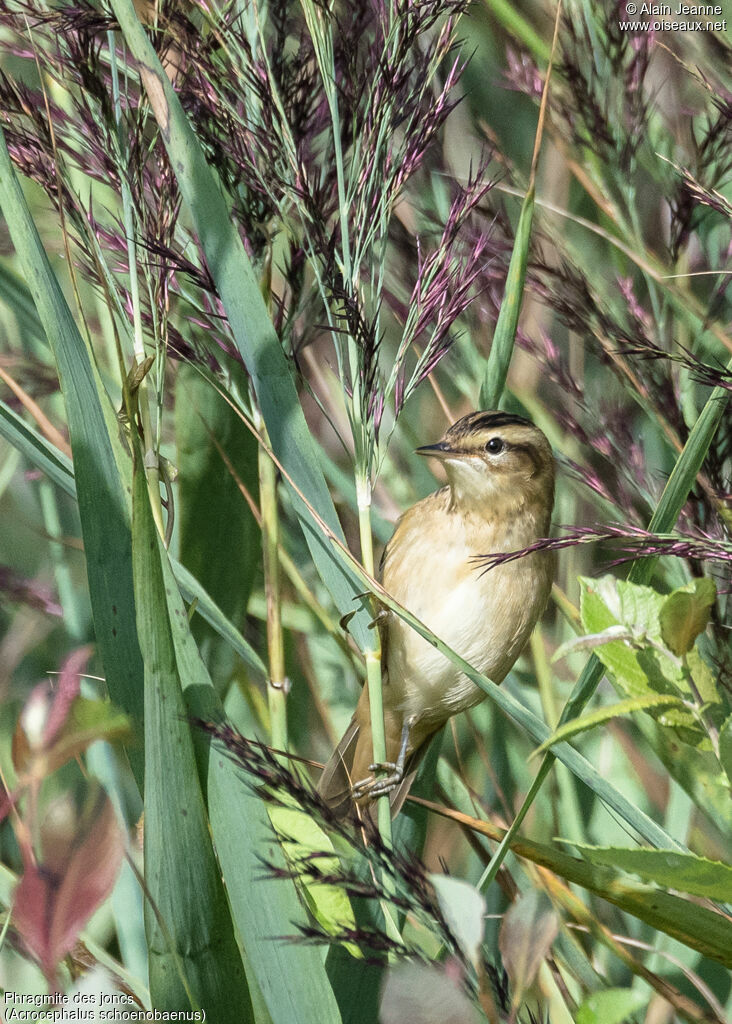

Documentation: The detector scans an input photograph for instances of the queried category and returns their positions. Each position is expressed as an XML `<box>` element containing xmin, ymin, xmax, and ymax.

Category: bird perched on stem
<box><xmin>318</xmin><ymin>410</ymin><xmax>556</xmax><ymax>820</ymax></box>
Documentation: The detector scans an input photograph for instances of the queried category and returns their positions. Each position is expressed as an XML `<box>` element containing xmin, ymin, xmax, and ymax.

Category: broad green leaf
<box><xmin>132</xmin><ymin>450</ymin><xmax>253</xmax><ymax>1020</ymax></box>
<box><xmin>0</xmin><ymin>126</ymin><xmax>145</xmax><ymax>786</ymax></box>
<box><xmin>109</xmin><ymin>0</ymin><xmax>371</xmax><ymax>651</ymax></box>
<box><xmin>429</xmin><ymin>875</ymin><xmax>486</xmax><ymax>972</ymax></box>
<box><xmin>580</xmin><ymin>578</ymin><xmax>681</xmax><ymax>686</ymax></box>
<box><xmin>659</xmin><ymin>577</ymin><xmax>716</xmax><ymax>656</ymax></box>
<box><xmin>499</xmin><ymin>889</ymin><xmax>559</xmax><ymax>1009</ymax></box>
<box><xmin>269</xmin><ymin>804</ymin><xmax>358</xmax><ymax>956</ymax></box>
<box><xmin>576</xmin><ymin>988</ymin><xmax>647</xmax><ymax>1024</ymax></box>
<box><xmin>137</xmin><ymin>477</ymin><xmax>344</xmax><ymax>1024</ymax></box>
<box><xmin>580</xmin><ymin>576</ymin><xmax>665</xmax><ymax>642</ymax></box>
<box><xmin>532</xmin><ymin>694</ymin><xmax>685</xmax><ymax>757</ymax></box>
<box><xmin>569</xmin><ymin>844</ymin><xmax>732</xmax><ymax>902</ymax></box>
<box><xmin>579</xmin><ymin>579</ymin><xmax>666</xmax><ymax>699</ymax></box>
<box><xmin>176</xmin><ymin>364</ymin><xmax>260</xmax><ymax>677</ymax></box>
<box><xmin>579</xmin><ymin>577</ymin><xmax>711</xmax><ymax>743</ymax></box>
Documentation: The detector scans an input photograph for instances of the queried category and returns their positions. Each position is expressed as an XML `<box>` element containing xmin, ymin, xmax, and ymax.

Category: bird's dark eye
<box><xmin>485</xmin><ymin>437</ymin><xmax>504</xmax><ymax>454</ymax></box>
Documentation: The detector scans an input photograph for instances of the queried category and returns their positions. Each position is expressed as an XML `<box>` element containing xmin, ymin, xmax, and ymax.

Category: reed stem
<box><xmin>357</xmin><ymin>474</ymin><xmax>392</xmax><ymax>847</ymax></box>
<box><xmin>258</xmin><ymin>417</ymin><xmax>288</xmax><ymax>751</ymax></box>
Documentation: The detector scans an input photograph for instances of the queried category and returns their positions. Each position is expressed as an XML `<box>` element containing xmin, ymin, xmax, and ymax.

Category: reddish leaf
<box><xmin>12</xmin><ymin>648</ymin><xmax>128</xmax><ymax>780</ymax></box>
<box><xmin>12</xmin><ymin>647</ymin><xmax>90</xmax><ymax>772</ymax></box>
<box><xmin>13</xmin><ymin>787</ymin><xmax>124</xmax><ymax>986</ymax></box>
<box><xmin>44</xmin><ymin>647</ymin><xmax>92</xmax><ymax>745</ymax></box>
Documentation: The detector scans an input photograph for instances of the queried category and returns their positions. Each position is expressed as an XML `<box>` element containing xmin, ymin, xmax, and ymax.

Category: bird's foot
<box><xmin>352</xmin><ymin>761</ymin><xmax>403</xmax><ymax>800</ymax></box>
<box><xmin>350</xmin><ymin>715</ymin><xmax>417</xmax><ymax>801</ymax></box>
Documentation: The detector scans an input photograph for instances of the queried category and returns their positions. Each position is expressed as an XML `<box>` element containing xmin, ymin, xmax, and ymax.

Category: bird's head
<box><xmin>416</xmin><ymin>411</ymin><xmax>555</xmax><ymax>520</ymax></box>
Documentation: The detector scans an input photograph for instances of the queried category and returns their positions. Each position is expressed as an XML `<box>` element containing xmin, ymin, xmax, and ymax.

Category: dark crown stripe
<box><xmin>452</xmin><ymin>411</ymin><xmax>532</xmax><ymax>434</ymax></box>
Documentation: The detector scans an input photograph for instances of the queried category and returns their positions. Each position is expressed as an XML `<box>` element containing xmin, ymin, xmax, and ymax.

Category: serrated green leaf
<box><xmin>532</xmin><ymin>694</ymin><xmax>686</xmax><ymax>757</ymax></box>
<box><xmin>579</xmin><ymin>578</ymin><xmax>683</xmax><ymax>700</ymax></box>
<box><xmin>660</xmin><ymin>578</ymin><xmax>716</xmax><ymax>656</ymax></box>
<box><xmin>552</xmin><ymin>626</ymin><xmax>634</xmax><ymax>663</ymax></box>
<box><xmin>616</xmin><ymin>578</ymin><xmax>665</xmax><ymax>639</ymax></box>
<box><xmin>576</xmin><ymin>988</ymin><xmax>647</xmax><ymax>1024</ymax></box>
<box><xmin>569</xmin><ymin>844</ymin><xmax>732</xmax><ymax>902</ymax></box>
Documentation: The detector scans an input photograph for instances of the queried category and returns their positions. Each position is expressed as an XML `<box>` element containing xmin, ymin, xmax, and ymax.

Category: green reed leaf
<box><xmin>132</xmin><ymin>449</ymin><xmax>253</xmax><ymax>1021</ymax></box>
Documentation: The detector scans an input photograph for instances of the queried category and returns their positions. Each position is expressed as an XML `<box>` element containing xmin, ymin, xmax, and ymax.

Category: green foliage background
<box><xmin>0</xmin><ymin>1</ymin><xmax>730</xmax><ymax>1022</ymax></box>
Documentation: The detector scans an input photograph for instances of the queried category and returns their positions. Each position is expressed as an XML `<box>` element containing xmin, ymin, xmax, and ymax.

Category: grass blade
<box><xmin>0</xmin><ymin>397</ymin><xmax>74</xmax><ymax>497</ymax></box>
<box><xmin>479</xmin><ymin>2</ymin><xmax>561</xmax><ymax>408</ymax></box>
<box><xmin>132</xmin><ymin>452</ymin><xmax>253</xmax><ymax>1019</ymax></box>
<box><xmin>479</xmin><ymin>188</ymin><xmax>535</xmax><ymax>409</ymax></box>
<box><xmin>0</xmin><ymin>256</ymin><xmax>45</xmax><ymax>343</ymax></box>
<box><xmin>0</xmin><ymin>124</ymin><xmax>145</xmax><ymax>786</ymax></box>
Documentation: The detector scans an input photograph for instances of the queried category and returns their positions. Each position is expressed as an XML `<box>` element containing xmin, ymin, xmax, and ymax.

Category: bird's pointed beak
<box><xmin>415</xmin><ymin>440</ymin><xmax>454</xmax><ymax>459</ymax></box>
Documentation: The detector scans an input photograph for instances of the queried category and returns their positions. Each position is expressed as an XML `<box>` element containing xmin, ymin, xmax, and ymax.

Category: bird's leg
<box><xmin>351</xmin><ymin>715</ymin><xmax>417</xmax><ymax>800</ymax></box>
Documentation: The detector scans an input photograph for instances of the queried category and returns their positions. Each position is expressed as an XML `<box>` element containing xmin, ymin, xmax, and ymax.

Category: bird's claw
<box><xmin>351</xmin><ymin>764</ymin><xmax>404</xmax><ymax>800</ymax></box>
<box><xmin>351</xmin><ymin>715</ymin><xmax>417</xmax><ymax>801</ymax></box>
